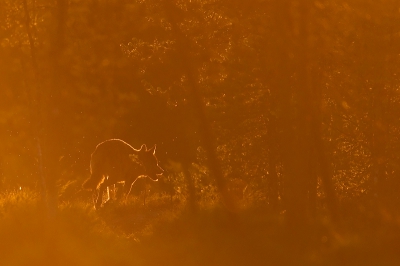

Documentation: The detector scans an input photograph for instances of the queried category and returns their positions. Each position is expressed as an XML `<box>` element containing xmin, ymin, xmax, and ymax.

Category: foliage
<box><xmin>1</xmin><ymin>189</ymin><xmax>400</xmax><ymax>265</ymax></box>
<box><xmin>1</xmin><ymin>0</ymin><xmax>400</xmax><ymax>264</ymax></box>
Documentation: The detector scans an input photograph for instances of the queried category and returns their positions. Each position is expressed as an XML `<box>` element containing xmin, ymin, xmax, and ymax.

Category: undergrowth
<box><xmin>1</xmin><ymin>188</ymin><xmax>400</xmax><ymax>265</ymax></box>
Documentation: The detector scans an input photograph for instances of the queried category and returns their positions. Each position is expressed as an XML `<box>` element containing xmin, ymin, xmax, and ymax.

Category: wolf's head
<box><xmin>136</xmin><ymin>144</ymin><xmax>164</xmax><ymax>181</ymax></box>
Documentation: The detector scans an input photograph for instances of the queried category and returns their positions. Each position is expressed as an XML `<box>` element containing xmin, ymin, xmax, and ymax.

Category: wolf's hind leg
<box><xmin>95</xmin><ymin>183</ymin><xmax>107</xmax><ymax>209</ymax></box>
<box><xmin>103</xmin><ymin>184</ymin><xmax>116</xmax><ymax>205</ymax></box>
<box><xmin>83</xmin><ymin>171</ymin><xmax>103</xmax><ymax>190</ymax></box>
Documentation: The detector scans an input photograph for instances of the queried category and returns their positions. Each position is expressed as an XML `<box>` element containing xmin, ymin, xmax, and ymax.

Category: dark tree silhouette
<box><xmin>163</xmin><ymin>0</ymin><xmax>237</xmax><ymax>212</ymax></box>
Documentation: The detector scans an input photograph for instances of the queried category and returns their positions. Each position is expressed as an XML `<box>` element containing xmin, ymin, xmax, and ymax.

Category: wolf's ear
<box><xmin>140</xmin><ymin>144</ymin><xmax>147</xmax><ymax>152</ymax></box>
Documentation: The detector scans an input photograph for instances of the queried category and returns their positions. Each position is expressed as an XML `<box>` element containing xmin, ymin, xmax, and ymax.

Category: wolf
<box><xmin>83</xmin><ymin>139</ymin><xmax>164</xmax><ymax>209</ymax></box>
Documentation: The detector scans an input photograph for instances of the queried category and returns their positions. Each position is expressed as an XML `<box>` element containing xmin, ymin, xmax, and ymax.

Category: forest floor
<box><xmin>1</xmin><ymin>189</ymin><xmax>400</xmax><ymax>266</ymax></box>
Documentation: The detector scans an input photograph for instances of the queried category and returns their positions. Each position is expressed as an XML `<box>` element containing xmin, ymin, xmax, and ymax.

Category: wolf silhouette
<box><xmin>83</xmin><ymin>139</ymin><xmax>164</xmax><ymax>208</ymax></box>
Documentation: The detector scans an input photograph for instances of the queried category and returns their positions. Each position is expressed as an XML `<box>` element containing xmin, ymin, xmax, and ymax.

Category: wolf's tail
<box><xmin>82</xmin><ymin>172</ymin><xmax>103</xmax><ymax>190</ymax></box>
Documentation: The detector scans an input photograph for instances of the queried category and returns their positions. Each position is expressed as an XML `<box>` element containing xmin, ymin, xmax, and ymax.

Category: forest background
<box><xmin>1</xmin><ymin>0</ymin><xmax>400</xmax><ymax>265</ymax></box>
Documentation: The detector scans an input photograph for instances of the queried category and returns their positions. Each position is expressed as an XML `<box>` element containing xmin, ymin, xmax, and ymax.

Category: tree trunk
<box><xmin>164</xmin><ymin>0</ymin><xmax>237</xmax><ymax>213</ymax></box>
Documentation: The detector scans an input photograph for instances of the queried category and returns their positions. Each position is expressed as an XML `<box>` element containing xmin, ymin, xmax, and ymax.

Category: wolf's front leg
<box><xmin>95</xmin><ymin>183</ymin><xmax>106</xmax><ymax>209</ymax></box>
<box><xmin>123</xmin><ymin>177</ymin><xmax>138</xmax><ymax>201</ymax></box>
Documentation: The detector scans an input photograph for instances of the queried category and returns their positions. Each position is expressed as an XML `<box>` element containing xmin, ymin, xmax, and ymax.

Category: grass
<box><xmin>1</xmin><ymin>188</ymin><xmax>400</xmax><ymax>265</ymax></box>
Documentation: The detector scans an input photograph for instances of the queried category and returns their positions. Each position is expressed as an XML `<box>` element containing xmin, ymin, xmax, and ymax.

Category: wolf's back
<box><xmin>83</xmin><ymin>139</ymin><xmax>136</xmax><ymax>189</ymax></box>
